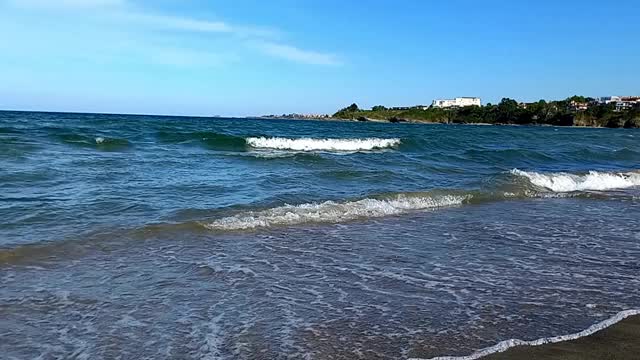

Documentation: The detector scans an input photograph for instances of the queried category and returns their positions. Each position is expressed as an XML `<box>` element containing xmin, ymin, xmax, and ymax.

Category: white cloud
<box><xmin>119</xmin><ymin>13</ymin><xmax>279</xmax><ymax>39</ymax></box>
<box><xmin>256</xmin><ymin>42</ymin><xmax>342</xmax><ymax>66</ymax></box>
<box><xmin>3</xmin><ymin>0</ymin><xmax>342</xmax><ymax>67</ymax></box>
<box><xmin>130</xmin><ymin>13</ymin><xmax>233</xmax><ymax>33</ymax></box>
<box><xmin>6</xmin><ymin>0</ymin><xmax>273</xmax><ymax>37</ymax></box>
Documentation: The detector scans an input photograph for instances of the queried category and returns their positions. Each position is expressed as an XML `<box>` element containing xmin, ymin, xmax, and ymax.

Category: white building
<box><xmin>432</xmin><ymin>97</ymin><xmax>481</xmax><ymax>108</ymax></box>
<box><xmin>599</xmin><ymin>96</ymin><xmax>622</xmax><ymax>104</ymax></box>
<box><xmin>599</xmin><ymin>96</ymin><xmax>640</xmax><ymax>112</ymax></box>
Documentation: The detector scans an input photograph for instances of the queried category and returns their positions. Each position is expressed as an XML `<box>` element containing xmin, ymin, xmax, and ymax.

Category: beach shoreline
<box><xmin>418</xmin><ymin>311</ymin><xmax>640</xmax><ymax>360</ymax></box>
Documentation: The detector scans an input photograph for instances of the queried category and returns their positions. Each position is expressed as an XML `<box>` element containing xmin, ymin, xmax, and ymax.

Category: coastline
<box><xmin>255</xmin><ymin>116</ymin><xmax>605</xmax><ymax>128</ymax></box>
<box><xmin>329</xmin><ymin>98</ymin><xmax>640</xmax><ymax>128</ymax></box>
<box><xmin>417</xmin><ymin>310</ymin><xmax>640</xmax><ymax>360</ymax></box>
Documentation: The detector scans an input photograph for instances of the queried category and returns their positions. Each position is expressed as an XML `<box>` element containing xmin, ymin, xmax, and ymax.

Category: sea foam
<box><xmin>416</xmin><ymin>309</ymin><xmax>640</xmax><ymax>360</ymax></box>
<box><xmin>245</xmin><ymin>137</ymin><xmax>401</xmax><ymax>151</ymax></box>
<box><xmin>204</xmin><ymin>194</ymin><xmax>469</xmax><ymax>230</ymax></box>
<box><xmin>511</xmin><ymin>169</ymin><xmax>640</xmax><ymax>192</ymax></box>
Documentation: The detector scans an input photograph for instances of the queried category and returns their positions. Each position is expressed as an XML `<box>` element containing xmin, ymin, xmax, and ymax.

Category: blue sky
<box><xmin>0</xmin><ymin>0</ymin><xmax>638</xmax><ymax>116</ymax></box>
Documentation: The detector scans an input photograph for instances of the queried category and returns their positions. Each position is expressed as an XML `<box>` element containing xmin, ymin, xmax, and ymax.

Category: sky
<box><xmin>0</xmin><ymin>0</ymin><xmax>638</xmax><ymax>116</ymax></box>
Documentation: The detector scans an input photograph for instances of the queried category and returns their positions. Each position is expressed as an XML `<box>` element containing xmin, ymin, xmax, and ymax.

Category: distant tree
<box><xmin>498</xmin><ymin>98</ymin><xmax>519</xmax><ymax>110</ymax></box>
<box><xmin>524</xmin><ymin>100</ymin><xmax>550</xmax><ymax>123</ymax></box>
<box><xmin>496</xmin><ymin>98</ymin><xmax>521</xmax><ymax>123</ymax></box>
<box><xmin>454</xmin><ymin>105</ymin><xmax>484</xmax><ymax>123</ymax></box>
<box><xmin>372</xmin><ymin>105</ymin><xmax>387</xmax><ymax>111</ymax></box>
<box><xmin>333</xmin><ymin>103</ymin><xmax>362</xmax><ymax>118</ymax></box>
<box><xmin>593</xmin><ymin>102</ymin><xmax>617</xmax><ymax>118</ymax></box>
<box><xmin>347</xmin><ymin>103</ymin><xmax>359</xmax><ymax>112</ymax></box>
<box><xmin>568</xmin><ymin>95</ymin><xmax>588</xmax><ymax>103</ymax></box>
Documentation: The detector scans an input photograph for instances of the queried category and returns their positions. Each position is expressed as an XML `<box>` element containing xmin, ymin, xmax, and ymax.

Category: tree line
<box><xmin>333</xmin><ymin>97</ymin><xmax>640</xmax><ymax>128</ymax></box>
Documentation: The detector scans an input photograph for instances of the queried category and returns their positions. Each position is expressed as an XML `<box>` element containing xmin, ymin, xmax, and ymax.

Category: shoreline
<box><xmin>256</xmin><ymin>115</ymin><xmax>622</xmax><ymax>128</ymax></box>
<box><xmin>416</xmin><ymin>310</ymin><xmax>640</xmax><ymax>360</ymax></box>
<box><xmin>260</xmin><ymin>116</ymin><xmax>616</xmax><ymax>128</ymax></box>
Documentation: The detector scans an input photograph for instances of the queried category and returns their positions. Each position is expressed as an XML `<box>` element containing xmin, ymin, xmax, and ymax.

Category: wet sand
<box><xmin>484</xmin><ymin>315</ymin><xmax>640</xmax><ymax>360</ymax></box>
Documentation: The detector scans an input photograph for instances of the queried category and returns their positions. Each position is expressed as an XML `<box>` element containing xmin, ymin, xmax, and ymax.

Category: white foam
<box><xmin>95</xmin><ymin>137</ymin><xmax>105</xmax><ymax>144</ymax></box>
<box><xmin>512</xmin><ymin>169</ymin><xmax>640</xmax><ymax>192</ymax></box>
<box><xmin>245</xmin><ymin>137</ymin><xmax>401</xmax><ymax>151</ymax></box>
<box><xmin>204</xmin><ymin>194</ymin><xmax>469</xmax><ymax>231</ymax></box>
<box><xmin>414</xmin><ymin>309</ymin><xmax>640</xmax><ymax>360</ymax></box>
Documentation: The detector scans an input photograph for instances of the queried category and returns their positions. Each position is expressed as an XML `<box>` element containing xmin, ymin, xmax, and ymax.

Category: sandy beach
<box><xmin>484</xmin><ymin>315</ymin><xmax>640</xmax><ymax>359</ymax></box>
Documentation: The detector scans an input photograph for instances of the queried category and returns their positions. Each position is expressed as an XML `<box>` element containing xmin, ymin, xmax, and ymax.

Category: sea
<box><xmin>1</xmin><ymin>110</ymin><xmax>639</xmax><ymax>359</ymax></box>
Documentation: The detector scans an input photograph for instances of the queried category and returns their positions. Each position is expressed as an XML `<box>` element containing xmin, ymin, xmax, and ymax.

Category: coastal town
<box><xmin>262</xmin><ymin>95</ymin><xmax>640</xmax><ymax>120</ymax></box>
<box><xmin>261</xmin><ymin>95</ymin><xmax>640</xmax><ymax>128</ymax></box>
<box><xmin>430</xmin><ymin>96</ymin><xmax>640</xmax><ymax>112</ymax></box>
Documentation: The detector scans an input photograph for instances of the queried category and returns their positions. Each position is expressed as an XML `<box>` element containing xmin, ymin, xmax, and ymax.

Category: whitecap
<box><xmin>511</xmin><ymin>169</ymin><xmax>640</xmax><ymax>192</ymax></box>
<box><xmin>204</xmin><ymin>194</ymin><xmax>469</xmax><ymax>231</ymax></box>
<box><xmin>245</xmin><ymin>137</ymin><xmax>401</xmax><ymax>152</ymax></box>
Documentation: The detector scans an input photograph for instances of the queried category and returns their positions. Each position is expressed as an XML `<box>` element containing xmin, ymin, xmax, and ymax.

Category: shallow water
<box><xmin>1</xmin><ymin>111</ymin><xmax>639</xmax><ymax>359</ymax></box>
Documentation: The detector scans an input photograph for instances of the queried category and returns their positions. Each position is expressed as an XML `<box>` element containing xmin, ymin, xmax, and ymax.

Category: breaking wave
<box><xmin>203</xmin><ymin>193</ymin><xmax>470</xmax><ymax>231</ymax></box>
<box><xmin>201</xmin><ymin>168</ymin><xmax>640</xmax><ymax>231</ymax></box>
<box><xmin>418</xmin><ymin>309</ymin><xmax>640</xmax><ymax>360</ymax></box>
<box><xmin>157</xmin><ymin>132</ymin><xmax>401</xmax><ymax>152</ymax></box>
<box><xmin>511</xmin><ymin>169</ymin><xmax>640</xmax><ymax>192</ymax></box>
<box><xmin>245</xmin><ymin>137</ymin><xmax>401</xmax><ymax>151</ymax></box>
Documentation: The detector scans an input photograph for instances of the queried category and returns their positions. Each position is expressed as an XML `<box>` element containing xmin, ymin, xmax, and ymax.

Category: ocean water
<box><xmin>1</xmin><ymin>110</ymin><xmax>639</xmax><ymax>359</ymax></box>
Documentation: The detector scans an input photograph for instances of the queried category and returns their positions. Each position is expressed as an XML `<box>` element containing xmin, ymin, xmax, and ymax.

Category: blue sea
<box><xmin>1</xmin><ymin>110</ymin><xmax>640</xmax><ymax>359</ymax></box>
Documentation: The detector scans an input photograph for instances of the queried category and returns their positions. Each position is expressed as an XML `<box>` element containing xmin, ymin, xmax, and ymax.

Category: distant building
<box><xmin>569</xmin><ymin>101</ymin><xmax>589</xmax><ymax>111</ymax></box>
<box><xmin>261</xmin><ymin>113</ymin><xmax>330</xmax><ymax>119</ymax></box>
<box><xmin>599</xmin><ymin>96</ymin><xmax>622</xmax><ymax>104</ymax></box>
<box><xmin>619</xmin><ymin>97</ymin><xmax>640</xmax><ymax>111</ymax></box>
<box><xmin>432</xmin><ymin>97</ymin><xmax>481</xmax><ymax>108</ymax></box>
<box><xmin>599</xmin><ymin>96</ymin><xmax>640</xmax><ymax>112</ymax></box>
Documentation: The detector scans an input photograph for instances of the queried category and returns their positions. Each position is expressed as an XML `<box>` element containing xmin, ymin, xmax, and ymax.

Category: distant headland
<box><xmin>262</xmin><ymin>96</ymin><xmax>640</xmax><ymax>128</ymax></box>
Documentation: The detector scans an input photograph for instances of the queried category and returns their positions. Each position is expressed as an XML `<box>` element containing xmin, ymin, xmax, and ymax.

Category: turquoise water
<box><xmin>1</xmin><ymin>110</ymin><xmax>640</xmax><ymax>359</ymax></box>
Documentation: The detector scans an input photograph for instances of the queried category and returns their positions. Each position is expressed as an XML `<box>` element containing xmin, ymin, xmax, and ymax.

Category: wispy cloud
<box><xmin>257</xmin><ymin>42</ymin><xmax>342</xmax><ymax>66</ymax></box>
<box><xmin>119</xmin><ymin>13</ymin><xmax>280</xmax><ymax>39</ymax></box>
<box><xmin>3</xmin><ymin>0</ymin><xmax>342</xmax><ymax>67</ymax></box>
<box><xmin>129</xmin><ymin>13</ymin><xmax>234</xmax><ymax>33</ymax></box>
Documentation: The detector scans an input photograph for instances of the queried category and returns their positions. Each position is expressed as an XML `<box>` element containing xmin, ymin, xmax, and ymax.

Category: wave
<box><xmin>203</xmin><ymin>193</ymin><xmax>470</xmax><ymax>231</ymax></box>
<box><xmin>235</xmin><ymin>151</ymin><xmax>329</xmax><ymax>164</ymax></box>
<box><xmin>465</xmin><ymin>148</ymin><xmax>556</xmax><ymax>162</ymax></box>
<box><xmin>156</xmin><ymin>131</ymin><xmax>402</xmax><ymax>152</ymax></box>
<box><xmin>570</xmin><ymin>147</ymin><xmax>640</xmax><ymax>162</ymax></box>
<box><xmin>512</xmin><ymin>169</ymin><xmax>640</xmax><ymax>192</ymax></box>
<box><xmin>56</xmin><ymin>134</ymin><xmax>131</xmax><ymax>151</ymax></box>
<box><xmin>0</xmin><ymin>136</ymin><xmax>41</xmax><ymax>157</ymax></box>
<box><xmin>156</xmin><ymin>131</ymin><xmax>247</xmax><ymax>151</ymax></box>
<box><xmin>0</xmin><ymin>126</ymin><xmax>20</xmax><ymax>134</ymax></box>
<box><xmin>416</xmin><ymin>309</ymin><xmax>640</xmax><ymax>360</ymax></box>
<box><xmin>201</xmin><ymin>168</ymin><xmax>640</xmax><ymax>231</ymax></box>
<box><xmin>245</xmin><ymin>137</ymin><xmax>401</xmax><ymax>152</ymax></box>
